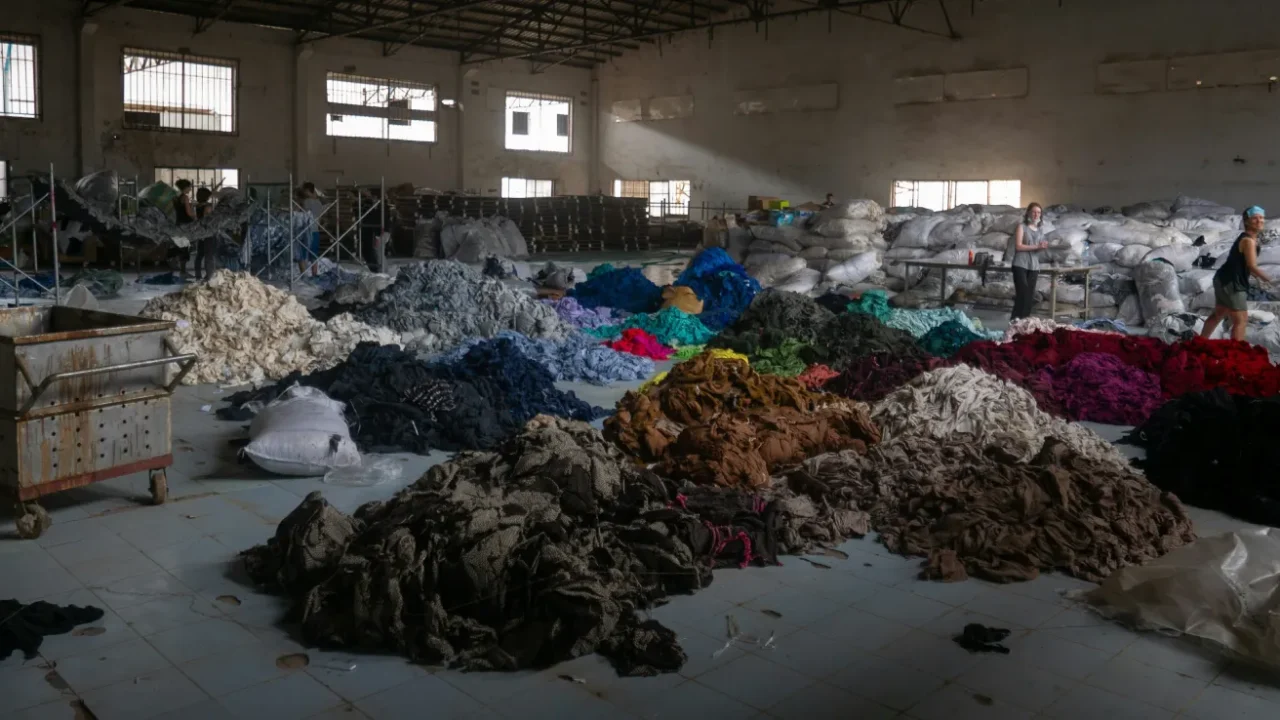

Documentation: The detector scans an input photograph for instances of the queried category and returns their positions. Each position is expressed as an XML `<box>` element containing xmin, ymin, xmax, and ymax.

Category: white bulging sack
<box><xmin>244</xmin><ymin>385</ymin><xmax>360</xmax><ymax>476</ymax></box>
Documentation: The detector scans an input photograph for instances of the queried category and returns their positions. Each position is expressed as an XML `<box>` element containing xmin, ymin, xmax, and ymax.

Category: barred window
<box><xmin>501</xmin><ymin>177</ymin><xmax>554</xmax><ymax>198</ymax></box>
<box><xmin>0</xmin><ymin>34</ymin><xmax>39</xmax><ymax>119</ymax></box>
<box><xmin>505</xmin><ymin>92</ymin><xmax>570</xmax><ymax>153</ymax></box>
<box><xmin>891</xmin><ymin>180</ymin><xmax>1021</xmax><ymax>211</ymax></box>
<box><xmin>326</xmin><ymin>72</ymin><xmax>436</xmax><ymax>143</ymax></box>
<box><xmin>614</xmin><ymin>179</ymin><xmax>690</xmax><ymax>217</ymax></box>
<box><xmin>123</xmin><ymin>48</ymin><xmax>237</xmax><ymax>133</ymax></box>
<box><xmin>154</xmin><ymin>167</ymin><xmax>239</xmax><ymax>191</ymax></box>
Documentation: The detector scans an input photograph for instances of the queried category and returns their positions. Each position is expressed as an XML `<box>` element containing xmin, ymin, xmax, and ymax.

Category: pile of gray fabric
<box><xmin>242</xmin><ymin>416</ymin><xmax>790</xmax><ymax>675</ymax></box>
<box><xmin>434</xmin><ymin>213</ymin><xmax>528</xmax><ymax>263</ymax></box>
<box><xmin>352</xmin><ymin>260</ymin><xmax>571</xmax><ymax>354</ymax></box>
<box><xmin>535</xmin><ymin>261</ymin><xmax>585</xmax><ymax>291</ymax></box>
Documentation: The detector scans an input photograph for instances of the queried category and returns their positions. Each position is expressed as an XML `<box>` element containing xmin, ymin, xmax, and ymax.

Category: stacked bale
<box><xmin>727</xmin><ymin>200</ymin><xmax>887</xmax><ymax>294</ymax></box>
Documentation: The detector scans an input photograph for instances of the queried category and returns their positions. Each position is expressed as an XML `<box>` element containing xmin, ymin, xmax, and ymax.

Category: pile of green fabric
<box><xmin>751</xmin><ymin>339</ymin><xmax>810</xmax><ymax>377</ymax></box>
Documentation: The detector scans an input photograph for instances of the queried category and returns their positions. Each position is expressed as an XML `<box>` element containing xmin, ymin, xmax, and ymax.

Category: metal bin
<box><xmin>0</xmin><ymin>306</ymin><xmax>196</xmax><ymax>538</ymax></box>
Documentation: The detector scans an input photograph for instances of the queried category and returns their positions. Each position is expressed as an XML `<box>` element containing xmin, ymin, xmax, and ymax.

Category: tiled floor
<box><xmin>0</xmin><ymin>281</ymin><xmax>1277</xmax><ymax>719</ymax></box>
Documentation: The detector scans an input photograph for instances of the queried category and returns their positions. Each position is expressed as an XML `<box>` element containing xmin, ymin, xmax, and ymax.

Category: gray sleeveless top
<box><xmin>1007</xmin><ymin>222</ymin><xmax>1044</xmax><ymax>271</ymax></box>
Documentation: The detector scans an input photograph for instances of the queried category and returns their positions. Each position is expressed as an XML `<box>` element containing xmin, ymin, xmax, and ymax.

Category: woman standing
<box><xmin>1201</xmin><ymin>206</ymin><xmax>1272</xmax><ymax>341</ymax></box>
<box><xmin>1009</xmin><ymin>202</ymin><xmax>1049</xmax><ymax>319</ymax></box>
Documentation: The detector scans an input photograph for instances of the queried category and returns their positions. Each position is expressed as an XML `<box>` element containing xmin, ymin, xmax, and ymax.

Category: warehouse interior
<box><xmin>2</xmin><ymin>0</ymin><xmax>1280</xmax><ymax>718</ymax></box>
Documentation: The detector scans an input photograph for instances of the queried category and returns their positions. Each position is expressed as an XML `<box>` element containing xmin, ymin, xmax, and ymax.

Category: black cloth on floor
<box><xmin>0</xmin><ymin>599</ymin><xmax>105</xmax><ymax>660</ymax></box>
<box><xmin>1124</xmin><ymin>389</ymin><xmax>1280</xmax><ymax>526</ymax></box>
<box><xmin>219</xmin><ymin>342</ymin><xmax>604</xmax><ymax>454</ymax></box>
<box><xmin>953</xmin><ymin>623</ymin><xmax>1010</xmax><ymax>654</ymax></box>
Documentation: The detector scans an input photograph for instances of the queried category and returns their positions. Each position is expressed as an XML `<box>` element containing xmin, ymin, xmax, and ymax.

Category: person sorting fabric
<box><xmin>300</xmin><ymin>182</ymin><xmax>323</xmax><ymax>277</ymax></box>
<box><xmin>193</xmin><ymin>187</ymin><xmax>216</xmax><ymax>281</ymax></box>
<box><xmin>1201</xmin><ymin>205</ymin><xmax>1273</xmax><ymax>341</ymax></box>
<box><xmin>170</xmin><ymin>179</ymin><xmax>196</xmax><ymax>278</ymax></box>
<box><xmin>1007</xmin><ymin>202</ymin><xmax>1049</xmax><ymax>320</ymax></box>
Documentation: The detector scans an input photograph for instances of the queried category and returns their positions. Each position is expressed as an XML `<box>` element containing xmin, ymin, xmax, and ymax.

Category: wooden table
<box><xmin>892</xmin><ymin>261</ymin><xmax>1105</xmax><ymax>319</ymax></box>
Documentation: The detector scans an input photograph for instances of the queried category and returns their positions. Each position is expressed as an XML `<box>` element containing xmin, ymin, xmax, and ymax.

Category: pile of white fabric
<box><xmin>885</xmin><ymin>196</ymin><xmax>1280</xmax><ymax>327</ymax></box>
<box><xmin>724</xmin><ymin>200</ymin><xmax>887</xmax><ymax>294</ymax></box>
<box><xmin>433</xmin><ymin>213</ymin><xmax>528</xmax><ymax>263</ymax></box>
<box><xmin>141</xmin><ymin>271</ymin><xmax>399</xmax><ymax>386</ymax></box>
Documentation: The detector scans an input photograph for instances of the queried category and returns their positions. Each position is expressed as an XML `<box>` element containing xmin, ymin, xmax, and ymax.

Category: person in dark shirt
<box><xmin>821</xmin><ymin>193</ymin><xmax>835</xmax><ymax>209</ymax></box>
<box><xmin>193</xmin><ymin>187</ymin><xmax>216</xmax><ymax>281</ymax></box>
<box><xmin>1201</xmin><ymin>205</ymin><xmax>1273</xmax><ymax>341</ymax></box>
<box><xmin>359</xmin><ymin>188</ymin><xmax>384</xmax><ymax>273</ymax></box>
<box><xmin>170</xmin><ymin>179</ymin><xmax>195</xmax><ymax>277</ymax></box>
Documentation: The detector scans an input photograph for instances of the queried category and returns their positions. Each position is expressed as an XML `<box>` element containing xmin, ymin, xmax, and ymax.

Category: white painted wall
<box><xmin>597</xmin><ymin>0</ymin><xmax>1280</xmax><ymax>212</ymax></box>
<box><xmin>0</xmin><ymin>1</ymin><xmax>594</xmax><ymax>193</ymax></box>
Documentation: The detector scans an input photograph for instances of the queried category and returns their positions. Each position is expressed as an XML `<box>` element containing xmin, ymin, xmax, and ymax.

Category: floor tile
<box><xmin>819</xmin><ymin>606</ymin><xmax>914</xmax><ymax>652</ymax></box>
<box><xmin>304</xmin><ymin>705</ymin><xmax>370</xmax><ymax>720</ymax></box>
<box><xmin>0</xmin><ymin>663</ymin><xmax>75</xmax><ymax>714</ymax></box>
<box><xmin>45</xmin><ymin>531</ymin><xmax>137</xmax><ymax>567</ymax></box>
<box><xmin>899</xmin><ymin>577</ymin><xmax>994</xmax><ymax>607</ymax></box>
<box><xmin>843</xmin><ymin>552</ymin><xmax>923</xmax><ymax>587</ymax></box>
<box><xmin>89</xmin><ymin>569</ymin><xmax>196</xmax><ymax>612</ymax></box>
<box><xmin>624</xmin><ymin>678</ymin><xmax>755</xmax><ymax>720</ymax></box>
<box><xmin>1038</xmin><ymin>607</ymin><xmax>1141</xmax><ymax>654</ymax></box>
<box><xmin>304</xmin><ymin>652</ymin><xmax>427</xmax><ymax>701</ymax></box>
<box><xmin>1000</xmin><ymin>573</ymin><xmax>1096</xmax><ymax>605</ymax></box>
<box><xmin>143</xmin><ymin>536</ymin><xmax>238</xmax><ymax>572</ymax></box>
<box><xmin>437</xmin><ymin>668</ymin><xmax>552</xmax><ymax>704</ymax></box>
<box><xmin>768</xmin><ymin>681</ymin><xmax>897</xmax><ymax>720</ymax></box>
<box><xmin>64</xmin><ymin>549</ymin><xmax>165</xmax><ymax>587</ymax></box>
<box><xmin>150</xmin><ymin>699</ymin><xmax>237</xmax><ymax>719</ymax></box>
<box><xmin>668</xmin><ymin>622</ymin><xmax>749</xmax><ymax>679</ymax></box>
<box><xmin>920</xmin><ymin>606</ymin><xmax>1022</xmax><ymax>641</ymax></box>
<box><xmin>78</xmin><ymin>666</ymin><xmax>211</xmax><ymax>720</ymax></box>
<box><xmin>356</xmin><ymin>674</ymin><xmax>486</xmax><ymax>719</ymax></box>
<box><xmin>743</xmin><ymin>585</ymin><xmax>845</xmax><ymax>628</ymax></box>
<box><xmin>116</xmin><ymin>593</ymin><xmax>226</xmax><ymax>636</ymax></box>
<box><xmin>27</xmin><ymin>587</ymin><xmax>141</xmax><ymax>661</ymax></box>
<box><xmin>1182</xmin><ymin>683</ymin><xmax>1280</xmax><ymax>720</ymax></box>
<box><xmin>875</xmin><ymin>628</ymin><xmax>984</xmax><ymax>680</ymax></box>
<box><xmin>177</xmin><ymin>641</ymin><xmax>299</xmax><ymax>697</ymax></box>
<box><xmin>1</xmin><ymin>699</ymin><xmax>86</xmax><ymax>720</ymax></box>
<box><xmin>0</xmin><ymin>550</ymin><xmax>85</xmax><ymax>601</ymax></box>
<box><xmin>852</xmin><ymin>586</ymin><xmax>952</xmax><ymax>627</ymax></box>
<box><xmin>1213</xmin><ymin>662</ymin><xmax>1280</xmax><ymax>705</ymax></box>
<box><xmin>959</xmin><ymin>587</ymin><xmax>1064</xmax><ymax>628</ymax></box>
<box><xmin>489</xmin><ymin>677</ymin><xmax>628</xmax><ymax>720</ymax></box>
<box><xmin>826</xmin><ymin>653</ymin><xmax>946</xmax><ymax>711</ymax></box>
<box><xmin>953</xmin><ymin>654</ymin><xmax>1076</xmax><ymax>713</ymax></box>
<box><xmin>747</xmin><ymin>627</ymin><xmax>863</xmax><ymax>679</ymax></box>
<box><xmin>53</xmin><ymin>636</ymin><xmax>172</xmax><ymax>693</ymax></box>
<box><xmin>33</xmin><ymin>516</ymin><xmax>118</xmax><ymax>550</ymax></box>
<box><xmin>906</xmin><ymin>679</ymin><xmax>1035</xmax><ymax>720</ymax></box>
<box><xmin>218</xmin><ymin>671</ymin><xmax>343</xmax><ymax>720</ymax></box>
<box><xmin>1084</xmin><ymin>652</ymin><xmax>1211</xmax><ymax>712</ymax></box>
<box><xmin>1005</xmin><ymin>629</ymin><xmax>1116</xmax><ymax>681</ymax></box>
<box><xmin>695</xmin><ymin>568</ymin><xmax>785</xmax><ymax>606</ymax></box>
<box><xmin>147</xmin><ymin>617</ymin><xmax>261</xmax><ymax>665</ymax></box>
<box><xmin>1116</xmin><ymin>635</ymin><xmax>1224</xmax><ymax>682</ymax></box>
<box><xmin>695</xmin><ymin>652</ymin><xmax>812</xmax><ymax>710</ymax></box>
<box><xmin>1042</xmin><ymin>683</ymin><xmax>1175</xmax><ymax>720</ymax></box>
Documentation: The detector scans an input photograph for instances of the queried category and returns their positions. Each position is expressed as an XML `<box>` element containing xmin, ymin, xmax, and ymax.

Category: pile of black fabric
<box><xmin>803</xmin><ymin>312</ymin><xmax>928</xmax><ymax>371</ymax></box>
<box><xmin>1124</xmin><ymin>389</ymin><xmax>1280</xmax><ymax>526</ymax></box>
<box><xmin>242</xmin><ymin>416</ymin><xmax>787</xmax><ymax>675</ymax></box>
<box><xmin>220</xmin><ymin>342</ymin><xmax>604</xmax><ymax>453</ymax></box>
<box><xmin>708</xmin><ymin>289</ymin><xmax>836</xmax><ymax>354</ymax></box>
<box><xmin>813</xmin><ymin>291</ymin><xmax>854</xmax><ymax>314</ymax></box>
<box><xmin>1</xmin><ymin>599</ymin><xmax>104</xmax><ymax>660</ymax></box>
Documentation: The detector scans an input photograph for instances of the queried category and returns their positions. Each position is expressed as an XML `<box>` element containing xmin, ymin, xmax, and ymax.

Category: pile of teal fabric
<box><xmin>586</xmin><ymin>307</ymin><xmax>715</xmax><ymax>347</ymax></box>
<box><xmin>849</xmin><ymin>289</ymin><xmax>998</xmax><ymax>340</ymax></box>
<box><xmin>918</xmin><ymin>320</ymin><xmax>987</xmax><ymax>358</ymax></box>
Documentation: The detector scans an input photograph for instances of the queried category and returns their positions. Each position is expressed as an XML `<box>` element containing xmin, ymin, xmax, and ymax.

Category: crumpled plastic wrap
<box><xmin>142</xmin><ymin>270</ymin><xmax>399</xmax><ymax>385</ymax></box>
<box><xmin>1083</xmin><ymin>529</ymin><xmax>1280</xmax><ymax>669</ymax></box>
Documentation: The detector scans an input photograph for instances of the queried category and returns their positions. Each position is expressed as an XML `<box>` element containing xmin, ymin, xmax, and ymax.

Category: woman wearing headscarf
<box><xmin>1201</xmin><ymin>205</ymin><xmax>1272</xmax><ymax>341</ymax></box>
<box><xmin>1008</xmin><ymin>202</ymin><xmax>1048</xmax><ymax>319</ymax></box>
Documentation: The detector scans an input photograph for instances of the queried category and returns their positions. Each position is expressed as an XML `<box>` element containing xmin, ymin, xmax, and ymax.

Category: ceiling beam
<box><xmin>299</xmin><ymin>0</ymin><xmax>496</xmax><ymax>43</ymax></box>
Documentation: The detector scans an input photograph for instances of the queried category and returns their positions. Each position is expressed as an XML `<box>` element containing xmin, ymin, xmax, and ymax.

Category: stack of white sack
<box><xmin>885</xmin><ymin>195</ymin><xmax>1280</xmax><ymax>325</ymax></box>
<box><xmin>725</xmin><ymin>199</ymin><xmax>887</xmax><ymax>294</ymax></box>
<box><xmin>433</xmin><ymin>212</ymin><xmax>529</xmax><ymax>263</ymax></box>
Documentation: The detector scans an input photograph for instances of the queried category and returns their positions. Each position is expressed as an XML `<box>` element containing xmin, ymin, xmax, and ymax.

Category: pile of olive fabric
<box><xmin>242</xmin><ymin>416</ymin><xmax>788</xmax><ymax>676</ymax></box>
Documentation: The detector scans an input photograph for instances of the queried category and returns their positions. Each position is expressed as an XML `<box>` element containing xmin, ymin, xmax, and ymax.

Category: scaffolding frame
<box><xmin>0</xmin><ymin>164</ymin><xmax>61</xmax><ymax>306</ymax></box>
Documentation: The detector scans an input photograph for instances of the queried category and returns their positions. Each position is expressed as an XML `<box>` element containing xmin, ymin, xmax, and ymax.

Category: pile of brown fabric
<box><xmin>781</xmin><ymin>437</ymin><xmax>1195</xmax><ymax>583</ymax></box>
<box><xmin>243</xmin><ymin>416</ymin><xmax>790</xmax><ymax>676</ymax></box>
<box><xmin>606</xmin><ymin>355</ymin><xmax>880</xmax><ymax>489</ymax></box>
<box><xmin>661</xmin><ymin>285</ymin><xmax>704</xmax><ymax>315</ymax></box>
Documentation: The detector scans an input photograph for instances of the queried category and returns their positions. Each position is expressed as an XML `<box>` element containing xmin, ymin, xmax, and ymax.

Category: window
<box><xmin>613</xmin><ymin>179</ymin><xmax>690</xmax><ymax>217</ymax></box>
<box><xmin>326</xmin><ymin>72</ymin><xmax>436</xmax><ymax>143</ymax></box>
<box><xmin>501</xmin><ymin>177</ymin><xmax>553</xmax><ymax>198</ymax></box>
<box><xmin>0</xmin><ymin>34</ymin><xmax>39</xmax><ymax>119</ymax></box>
<box><xmin>0</xmin><ymin>161</ymin><xmax>8</xmax><ymax>199</ymax></box>
<box><xmin>122</xmin><ymin>49</ymin><xmax>236</xmax><ymax>133</ymax></box>
<box><xmin>154</xmin><ymin>167</ymin><xmax>239</xmax><ymax>191</ymax></box>
<box><xmin>505</xmin><ymin>92</ymin><xmax>570</xmax><ymax>153</ymax></box>
<box><xmin>892</xmin><ymin>180</ymin><xmax>1021</xmax><ymax>211</ymax></box>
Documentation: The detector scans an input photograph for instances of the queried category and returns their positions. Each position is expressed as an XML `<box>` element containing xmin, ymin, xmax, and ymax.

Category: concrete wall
<box><xmin>597</xmin><ymin>0</ymin><xmax>1280</xmax><ymax>211</ymax></box>
<box><xmin>0</xmin><ymin>1</ymin><xmax>593</xmax><ymax>193</ymax></box>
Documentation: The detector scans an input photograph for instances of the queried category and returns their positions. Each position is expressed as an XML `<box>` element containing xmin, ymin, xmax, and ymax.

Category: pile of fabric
<box><xmin>726</xmin><ymin>200</ymin><xmax>887</xmax><ymax>294</ymax></box>
<box><xmin>568</xmin><ymin>266</ymin><xmax>663</xmax><ymax>314</ymax></box>
<box><xmin>782</xmin><ymin>435</ymin><xmax>1195</xmax><ymax>583</ymax></box>
<box><xmin>1028</xmin><ymin>352</ymin><xmax>1164</xmax><ymax>425</ymax></box>
<box><xmin>352</xmin><ymin>261</ymin><xmax>571</xmax><ymax>355</ymax></box>
<box><xmin>220</xmin><ymin>343</ymin><xmax>603</xmax><ymax>453</ymax></box>
<box><xmin>606</xmin><ymin>355</ymin><xmax>881</xmax><ymax>489</ymax></box>
<box><xmin>674</xmin><ymin>248</ymin><xmax>761</xmax><ymax>330</ymax></box>
<box><xmin>430</xmin><ymin>213</ymin><xmax>528</xmax><ymax>262</ymax></box>
<box><xmin>918</xmin><ymin>320</ymin><xmax>988</xmax><ymax>358</ymax></box>
<box><xmin>1125</xmin><ymin>389</ymin><xmax>1280</xmax><ymax>526</ymax></box>
<box><xmin>586</xmin><ymin>307</ymin><xmax>715</xmax><ymax>348</ymax></box>
<box><xmin>709</xmin><ymin>289</ymin><xmax>836</xmax><ymax>355</ymax></box>
<box><xmin>243</xmin><ymin>416</ymin><xmax>785</xmax><ymax>675</ymax></box>
<box><xmin>542</xmin><ymin>296</ymin><xmax>623</xmax><ymax>330</ymax></box>
<box><xmin>605</xmin><ymin>328</ymin><xmax>675</xmax><ymax>360</ymax></box>
<box><xmin>825</xmin><ymin>354</ymin><xmax>945</xmax><ymax>402</ymax></box>
<box><xmin>804</xmin><ymin>312</ymin><xmax>926</xmax><ymax>370</ymax></box>
<box><xmin>141</xmin><ymin>271</ymin><xmax>398</xmax><ymax>386</ymax></box>
<box><xmin>430</xmin><ymin>331</ymin><xmax>654</xmax><ymax>385</ymax></box>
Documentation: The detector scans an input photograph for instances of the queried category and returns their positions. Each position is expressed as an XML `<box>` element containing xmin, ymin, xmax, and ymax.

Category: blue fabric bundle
<box><xmin>433</xmin><ymin>331</ymin><xmax>654</xmax><ymax>386</ymax></box>
<box><xmin>568</xmin><ymin>267</ymin><xmax>662</xmax><ymax>314</ymax></box>
<box><xmin>1076</xmin><ymin>318</ymin><xmax>1130</xmax><ymax>334</ymax></box>
<box><xmin>675</xmin><ymin>248</ymin><xmax>761</xmax><ymax>330</ymax></box>
<box><xmin>918</xmin><ymin>320</ymin><xmax>987</xmax><ymax>358</ymax></box>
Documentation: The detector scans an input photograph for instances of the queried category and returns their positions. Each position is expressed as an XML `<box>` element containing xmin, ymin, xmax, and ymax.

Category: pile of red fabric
<box><xmin>796</xmin><ymin>364</ymin><xmax>840</xmax><ymax>390</ymax></box>
<box><xmin>1030</xmin><ymin>352</ymin><xmax>1164</xmax><ymax>425</ymax></box>
<box><xmin>825</xmin><ymin>354</ymin><xmax>946</xmax><ymax>403</ymax></box>
<box><xmin>605</xmin><ymin>328</ymin><xmax>675</xmax><ymax>360</ymax></box>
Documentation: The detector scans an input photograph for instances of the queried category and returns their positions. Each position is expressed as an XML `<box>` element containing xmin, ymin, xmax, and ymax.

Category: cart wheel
<box><xmin>15</xmin><ymin>502</ymin><xmax>51</xmax><ymax>540</ymax></box>
<box><xmin>149</xmin><ymin>469</ymin><xmax>168</xmax><ymax>505</ymax></box>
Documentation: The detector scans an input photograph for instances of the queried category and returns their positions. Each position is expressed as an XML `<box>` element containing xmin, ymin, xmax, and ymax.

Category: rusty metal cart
<box><xmin>0</xmin><ymin>306</ymin><xmax>196</xmax><ymax>538</ymax></box>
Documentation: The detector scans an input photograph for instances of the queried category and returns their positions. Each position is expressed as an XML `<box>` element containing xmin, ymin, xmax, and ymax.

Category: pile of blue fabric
<box><xmin>432</xmin><ymin>330</ymin><xmax>653</xmax><ymax>386</ymax></box>
<box><xmin>569</xmin><ymin>266</ymin><xmax>662</xmax><ymax>314</ymax></box>
<box><xmin>675</xmin><ymin>248</ymin><xmax>761</xmax><ymax>330</ymax></box>
<box><xmin>0</xmin><ymin>272</ymin><xmax>56</xmax><ymax>299</ymax></box>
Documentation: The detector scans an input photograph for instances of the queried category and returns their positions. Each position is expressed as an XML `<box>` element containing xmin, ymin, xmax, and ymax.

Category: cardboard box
<box><xmin>748</xmin><ymin>195</ymin><xmax>780</xmax><ymax>211</ymax></box>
